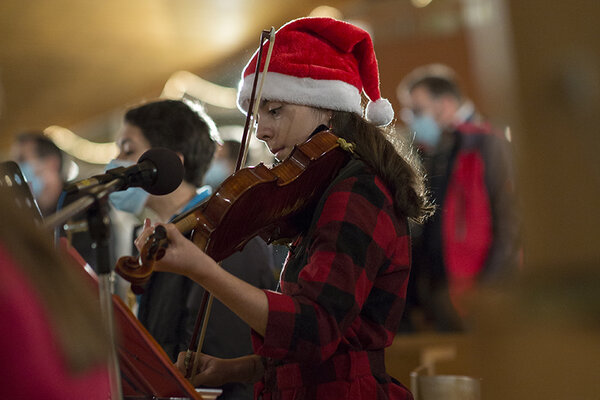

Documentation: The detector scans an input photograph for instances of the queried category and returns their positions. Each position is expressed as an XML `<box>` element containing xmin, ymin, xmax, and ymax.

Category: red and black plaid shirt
<box><xmin>252</xmin><ymin>159</ymin><xmax>413</xmax><ymax>400</ymax></box>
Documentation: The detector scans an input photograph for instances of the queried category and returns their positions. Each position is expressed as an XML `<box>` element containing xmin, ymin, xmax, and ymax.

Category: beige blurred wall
<box><xmin>466</xmin><ymin>0</ymin><xmax>600</xmax><ymax>398</ymax></box>
<box><xmin>507</xmin><ymin>0</ymin><xmax>599</xmax><ymax>268</ymax></box>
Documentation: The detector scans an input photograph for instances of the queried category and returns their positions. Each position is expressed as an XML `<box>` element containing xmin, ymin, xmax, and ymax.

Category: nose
<box><xmin>255</xmin><ymin>127</ymin><xmax>267</xmax><ymax>142</ymax></box>
<box><xmin>255</xmin><ymin>115</ymin><xmax>270</xmax><ymax>142</ymax></box>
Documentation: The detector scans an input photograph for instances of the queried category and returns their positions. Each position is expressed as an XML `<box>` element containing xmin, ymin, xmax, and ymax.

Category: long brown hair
<box><xmin>330</xmin><ymin>111</ymin><xmax>434</xmax><ymax>223</ymax></box>
<box><xmin>0</xmin><ymin>187</ymin><xmax>110</xmax><ymax>373</ymax></box>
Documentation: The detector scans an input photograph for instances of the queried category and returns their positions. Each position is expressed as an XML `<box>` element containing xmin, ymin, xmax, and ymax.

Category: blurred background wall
<box><xmin>0</xmin><ymin>0</ymin><xmax>496</xmax><ymax>164</ymax></box>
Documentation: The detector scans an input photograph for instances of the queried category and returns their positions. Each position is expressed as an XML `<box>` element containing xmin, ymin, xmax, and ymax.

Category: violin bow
<box><xmin>185</xmin><ymin>26</ymin><xmax>276</xmax><ymax>380</ymax></box>
<box><xmin>236</xmin><ymin>27</ymin><xmax>276</xmax><ymax>171</ymax></box>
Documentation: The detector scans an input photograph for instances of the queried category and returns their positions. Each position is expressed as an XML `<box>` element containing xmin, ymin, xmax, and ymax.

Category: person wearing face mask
<box><xmin>93</xmin><ymin>99</ymin><xmax>216</xmax><ymax>313</ymax></box>
<box><xmin>10</xmin><ymin>131</ymin><xmax>65</xmax><ymax>217</ymax></box>
<box><xmin>396</xmin><ymin>65</ymin><xmax>521</xmax><ymax>332</ymax></box>
<box><xmin>110</xmin><ymin>99</ymin><xmax>277</xmax><ymax>400</ymax></box>
<box><xmin>103</xmin><ymin>159</ymin><xmax>153</xmax><ymax>215</ymax></box>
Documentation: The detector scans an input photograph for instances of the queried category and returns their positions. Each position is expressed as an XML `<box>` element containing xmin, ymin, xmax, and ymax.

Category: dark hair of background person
<box><xmin>409</xmin><ymin>76</ymin><xmax>463</xmax><ymax>102</ymax></box>
<box><xmin>16</xmin><ymin>131</ymin><xmax>64</xmax><ymax>172</ymax></box>
<box><xmin>0</xmin><ymin>186</ymin><xmax>110</xmax><ymax>373</ymax></box>
<box><xmin>330</xmin><ymin>111</ymin><xmax>434</xmax><ymax>223</ymax></box>
<box><xmin>124</xmin><ymin>99</ymin><xmax>217</xmax><ymax>187</ymax></box>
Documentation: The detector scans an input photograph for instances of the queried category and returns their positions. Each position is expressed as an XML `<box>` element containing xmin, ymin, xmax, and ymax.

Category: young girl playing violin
<box><xmin>135</xmin><ymin>17</ymin><xmax>432</xmax><ymax>400</ymax></box>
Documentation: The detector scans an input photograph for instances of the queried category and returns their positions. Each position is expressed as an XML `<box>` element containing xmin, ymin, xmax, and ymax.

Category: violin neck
<box><xmin>173</xmin><ymin>211</ymin><xmax>198</xmax><ymax>234</ymax></box>
<box><xmin>170</xmin><ymin>194</ymin><xmax>209</xmax><ymax>228</ymax></box>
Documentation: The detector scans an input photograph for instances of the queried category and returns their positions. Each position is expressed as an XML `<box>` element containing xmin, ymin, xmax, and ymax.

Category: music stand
<box><xmin>62</xmin><ymin>240</ymin><xmax>204</xmax><ymax>399</ymax></box>
<box><xmin>0</xmin><ymin>161</ymin><xmax>43</xmax><ymax>224</ymax></box>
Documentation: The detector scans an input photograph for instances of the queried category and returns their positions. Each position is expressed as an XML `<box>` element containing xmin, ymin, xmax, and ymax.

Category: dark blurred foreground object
<box><xmin>0</xmin><ymin>184</ymin><xmax>111</xmax><ymax>399</ymax></box>
<box><xmin>63</xmin><ymin>242</ymin><xmax>207</xmax><ymax>399</ymax></box>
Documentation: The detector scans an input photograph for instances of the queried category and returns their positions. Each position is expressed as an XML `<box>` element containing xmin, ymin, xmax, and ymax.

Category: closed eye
<box><xmin>268</xmin><ymin>106</ymin><xmax>282</xmax><ymax>116</ymax></box>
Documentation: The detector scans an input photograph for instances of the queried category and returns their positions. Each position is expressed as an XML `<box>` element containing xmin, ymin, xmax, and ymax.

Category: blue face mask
<box><xmin>19</xmin><ymin>162</ymin><xmax>44</xmax><ymax>199</ymax></box>
<box><xmin>105</xmin><ymin>159</ymin><xmax>150</xmax><ymax>214</ymax></box>
<box><xmin>203</xmin><ymin>159</ymin><xmax>231</xmax><ymax>189</ymax></box>
<box><xmin>410</xmin><ymin>114</ymin><xmax>442</xmax><ymax>149</ymax></box>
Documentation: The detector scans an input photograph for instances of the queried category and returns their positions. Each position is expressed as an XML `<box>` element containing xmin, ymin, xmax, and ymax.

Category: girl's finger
<box><xmin>134</xmin><ymin>220</ymin><xmax>155</xmax><ymax>249</ymax></box>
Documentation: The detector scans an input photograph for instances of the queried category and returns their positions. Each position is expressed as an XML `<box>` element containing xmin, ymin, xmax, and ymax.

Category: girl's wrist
<box><xmin>248</xmin><ymin>355</ymin><xmax>265</xmax><ymax>383</ymax></box>
<box><xmin>185</xmin><ymin>248</ymin><xmax>219</xmax><ymax>284</ymax></box>
<box><xmin>234</xmin><ymin>355</ymin><xmax>264</xmax><ymax>384</ymax></box>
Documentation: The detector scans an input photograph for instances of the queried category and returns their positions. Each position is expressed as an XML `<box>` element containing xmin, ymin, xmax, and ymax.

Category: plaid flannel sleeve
<box><xmin>252</xmin><ymin>174</ymin><xmax>409</xmax><ymax>363</ymax></box>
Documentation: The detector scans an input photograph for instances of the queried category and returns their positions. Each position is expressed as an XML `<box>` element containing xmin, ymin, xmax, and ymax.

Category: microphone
<box><xmin>64</xmin><ymin>147</ymin><xmax>185</xmax><ymax>196</ymax></box>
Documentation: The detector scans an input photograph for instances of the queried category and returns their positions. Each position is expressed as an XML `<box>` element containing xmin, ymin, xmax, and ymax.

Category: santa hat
<box><xmin>237</xmin><ymin>17</ymin><xmax>394</xmax><ymax>126</ymax></box>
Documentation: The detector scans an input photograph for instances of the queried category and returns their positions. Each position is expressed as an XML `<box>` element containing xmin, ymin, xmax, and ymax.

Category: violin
<box><xmin>115</xmin><ymin>129</ymin><xmax>350</xmax><ymax>286</ymax></box>
<box><xmin>114</xmin><ymin>26</ymin><xmax>352</xmax><ymax>379</ymax></box>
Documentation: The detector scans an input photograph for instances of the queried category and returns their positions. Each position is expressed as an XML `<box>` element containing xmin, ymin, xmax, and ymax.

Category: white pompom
<box><xmin>366</xmin><ymin>98</ymin><xmax>394</xmax><ymax>126</ymax></box>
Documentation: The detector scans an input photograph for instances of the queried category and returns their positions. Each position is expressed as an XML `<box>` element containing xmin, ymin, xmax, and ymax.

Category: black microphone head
<box><xmin>137</xmin><ymin>147</ymin><xmax>184</xmax><ymax>195</ymax></box>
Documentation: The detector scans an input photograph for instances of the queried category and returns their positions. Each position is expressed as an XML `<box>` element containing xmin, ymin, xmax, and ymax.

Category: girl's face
<box><xmin>115</xmin><ymin>122</ymin><xmax>151</xmax><ymax>163</ymax></box>
<box><xmin>255</xmin><ymin>101</ymin><xmax>331</xmax><ymax>161</ymax></box>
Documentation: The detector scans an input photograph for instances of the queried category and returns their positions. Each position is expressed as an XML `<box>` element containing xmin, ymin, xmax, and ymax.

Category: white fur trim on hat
<box><xmin>366</xmin><ymin>98</ymin><xmax>394</xmax><ymax>126</ymax></box>
<box><xmin>237</xmin><ymin>72</ymin><xmax>362</xmax><ymax>116</ymax></box>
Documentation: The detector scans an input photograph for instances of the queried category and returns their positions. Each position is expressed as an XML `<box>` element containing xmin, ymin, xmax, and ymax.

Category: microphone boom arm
<box><xmin>44</xmin><ymin>178</ymin><xmax>123</xmax><ymax>231</ymax></box>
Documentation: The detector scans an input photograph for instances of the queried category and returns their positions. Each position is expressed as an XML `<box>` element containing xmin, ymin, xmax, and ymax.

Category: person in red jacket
<box><xmin>134</xmin><ymin>17</ymin><xmax>433</xmax><ymax>400</ymax></box>
<box><xmin>397</xmin><ymin>64</ymin><xmax>520</xmax><ymax>331</ymax></box>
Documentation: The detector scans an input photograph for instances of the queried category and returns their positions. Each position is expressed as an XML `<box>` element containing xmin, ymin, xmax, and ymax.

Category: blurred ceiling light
<box><xmin>504</xmin><ymin>126</ymin><xmax>512</xmax><ymax>143</ymax></box>
<box><xmin>210</xmin><ymin>15</ymin><xmax>246</xmax><ymax>49</ymax></box>
<box><xmin>44</xmin><ymin>125</ymin><xmax>118</xmax><ymax>165</ymax></box>
<box><xmin>412</xmin><ymin>0</ymin><xmax>434</xmax><ymax>8</ymax></box>
<box><xmin>309</xmin><ymin>6</ymin><xmax>343</xmax><ymax>19</ymax></box>
<box><xmin>462</xmin><ymin>0</ymin><xmax>494</xmax><ymax>26</ymax></box>
<box><xmin>65</xmin><ymin>160</ymin><xmax>80</xmax><ymax>182</ymax></box>
<box><xmin>162</xmin><ymin>71</ymin><xmax>237</xmax><ymax>109</ymax></box>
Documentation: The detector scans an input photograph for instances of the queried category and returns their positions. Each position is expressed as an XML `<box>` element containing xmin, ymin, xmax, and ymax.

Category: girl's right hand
<box><xmin>175</xmin><ymin>352</ymin><xmax>232</xmax><ymax>388</ymax></box>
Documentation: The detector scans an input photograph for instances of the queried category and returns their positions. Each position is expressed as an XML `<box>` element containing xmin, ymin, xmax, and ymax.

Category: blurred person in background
<box><xmin>0</xmin><ymin>184</ymin><xmax>111</xmax><ymax>398</ymax></box>
<box><xmin>10</xmin><ymin>131</ymin><xmax>65</xmax><ymax>217</ymax></box>
<box><xmin>203</xmin><ymin>139</ymin><xmax>241</xmax><ymax>190</ymax></box>
<box><xmin>397</xmin><ymin>64</ymin><xmax>520</xmax><ymax>332</ymax></box>
<box><xmin>105</xmin><ymin>99</ymin><xmax>216</xmax><ymax>275</ymax></box>
<box><xmin>111</xmin><ymin>98</ymin><xmax>276</xmax><ymax>400</ymax></box>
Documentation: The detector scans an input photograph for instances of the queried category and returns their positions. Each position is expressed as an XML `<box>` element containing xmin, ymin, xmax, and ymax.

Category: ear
<box><xmin>324</xmin><ymin>110</ymin><xmax>333</xmax><ymax>127</ymax></box>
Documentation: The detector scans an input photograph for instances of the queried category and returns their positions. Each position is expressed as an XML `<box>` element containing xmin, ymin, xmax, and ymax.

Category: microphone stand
<box><xmin>45</xmin><ymin>179</ymin><xmax>124</xmax><ymax>400</ymax></box>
